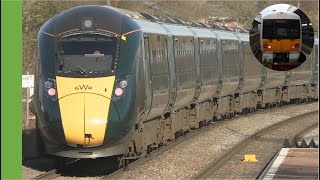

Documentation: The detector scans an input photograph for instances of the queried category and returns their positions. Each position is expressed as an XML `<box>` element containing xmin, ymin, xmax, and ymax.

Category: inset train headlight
<box><xmin>119</xmin><ymin>80</ymin><xmax>127</xmax><ymax>88</ymax></box>
<box><xmin>263</xmin><ymin>44</ymin><xmax>271</xmax><ymax>49</ymax></box>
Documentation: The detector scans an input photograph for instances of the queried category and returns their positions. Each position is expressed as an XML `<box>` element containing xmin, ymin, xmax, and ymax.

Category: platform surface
<box><xmin>263</xmin><ymin>148</ymin><xmax>318</xmax><ymax>179</ymax></box>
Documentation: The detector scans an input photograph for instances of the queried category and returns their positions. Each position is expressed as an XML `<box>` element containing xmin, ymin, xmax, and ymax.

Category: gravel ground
<box><xmin>22</xmin><ymin>103</ymin><xmax>318</xmax><ymax>179</ymax></box>
<box><xmin>22</xmin><ymin>158</ymin><xmax>56</xmax><ymax>179</ymax></box>
<box><xmin>116</xmin><ymin>103</ymin><xmax>318</xmax><ymax>180</ymax></box>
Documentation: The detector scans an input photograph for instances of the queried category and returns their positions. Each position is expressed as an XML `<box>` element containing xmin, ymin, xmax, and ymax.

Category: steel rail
<box><xmin>32</xmin><ymin>159</ymin><xmax>80</xmax><ymax>179</ymax></box>
<box><xmin>33</xmin><ymin>169</ymin><xmax>60</xmax><ymax>180</ymax></box>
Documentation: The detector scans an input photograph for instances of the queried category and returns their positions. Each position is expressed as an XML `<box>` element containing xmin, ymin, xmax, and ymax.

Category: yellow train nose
<box><xmin>58</xmin><ymin>93</ymin><xmax>111</xmax><ymax>147</ymax></box>
<box><xmin>263</xmin><ymin>39</ymin><xmax>301</xmax><ymax>52</ymax></box>
<box><xmin>56</xmin><ymin>76</ymin><xmax>115</xmax><ymax>147</ymax></box>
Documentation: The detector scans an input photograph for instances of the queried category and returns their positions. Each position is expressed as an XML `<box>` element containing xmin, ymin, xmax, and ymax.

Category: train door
<box><xmin>146</xmin><ymin>34</ymin><xmax>170</xmax><ymax>119</ymax></box>
<box><xmin>164</xmin><ymin>34</ymin><xmax>177</xmax><ymax>113</ymax></box>
<box><xmin>193</xmin><ymin>36</ymin><xmax>201</xmax><ymax>103</ymax></box>
<box><xmin>142</xmin><ymin>34</ymin><xmax>152</xmax><ymax>119</ymax></box>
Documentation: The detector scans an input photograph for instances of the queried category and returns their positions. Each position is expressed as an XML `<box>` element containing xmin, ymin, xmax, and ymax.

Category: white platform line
<box><xmin>263</xmin><ymin>148</ymin><xmax>289</xmax><ymax>180</ymax></box>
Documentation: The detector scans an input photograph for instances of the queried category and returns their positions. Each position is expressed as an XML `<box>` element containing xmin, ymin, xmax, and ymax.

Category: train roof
<box><xmin>234</xmin><ymin>33</ymin><xmax>249</xmax><ymax>42</ymax></box>
<box><xmin>134</xmin><ymin>15</ymin><xmax>241</xmax><ymax>40</ymax></box>
<box><xmin>213</xmin><ymin>30</ymin><xmax>238</xmax><ymax>41</ymax></box>
<box><xmin>189</xmin><ymin>27</ymin><xmax>217</xmax><ymax>38</ymax></box>
<box><xmin>39</xmin><ymin>5</ymin><xmax>241</xmax><ymax>39</ymax></box>
<box><xmin>134</xmin><ymin>19</ymin><xmax>168</xmax><ymax>35</ymax></box>
<box><xmin>39</xmin><ymin>6</ymin><xmax>131</xmax><ymax>37</ymax></box>
<box><xmin>109</xmin><ymin>5</ymin><xmax>241</xmax><ymax>37</ymax></box>
<box><xmin>256</xmin><ymin>5</ymin><xmax>311</xmax><ymax>25</ymax></box>
<box><xmin>259</xmin><ymin>4</ymin><xmax>298</xmax><ymax>16</ymax></box>
<box><xmin>262</xmin><ymin>11</ymin><xmax>300</xmax><ymax>20</ymax></box>
<box><xmin>107</xmin><ymin>6</ymin><xmax>239</xmax><ymax>32</ymax></box>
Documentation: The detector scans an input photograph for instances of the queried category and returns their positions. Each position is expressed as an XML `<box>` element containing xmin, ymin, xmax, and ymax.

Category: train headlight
<box><xmin>48</xmin><ymin>88</ymin><xmax>56</xmax><ymax>96</ymax></box>
<box><xmin>84</xmin><ymin>19</ymin><xmax>93</xmax><ymax>28</ymax></box>
<box><xmin>119</xmin><ymin>80</ymin><xmax>127</xmax><ymax>88</ymax></box>
<box><xmin>45</xmin><ymin>79</ymin><xmax>57</xmax><ymax>101</ymax></box>
<box><xmin>114</xmin><ymin>88</ymin><xmax>123</xmax><ymax>96</ymax></box>
<box><xmin>113</xmin><ymin>77</ymin><xmax>129</xmax><ymax>99</ymax></box>
<box><xmin>263</xmin><ymin>44</ymin><xmax>271</xmax><ymax>49</ymax></box>
<box><xmin>45</xmin><ymin>81</ymin><xmax>53</xmax><ymax>88</ymax></box>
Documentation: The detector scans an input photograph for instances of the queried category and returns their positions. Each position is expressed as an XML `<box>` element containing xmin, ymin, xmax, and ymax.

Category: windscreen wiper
<box><xmin>57</xmin><ymin>50</ymin><xmax>87</xmax><ymax>75</ymax></box>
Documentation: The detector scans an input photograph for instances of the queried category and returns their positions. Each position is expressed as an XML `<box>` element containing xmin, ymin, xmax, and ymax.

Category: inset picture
<box><xmin>250</xmin><ymin>4</ymin><xmax>315</xmax><ymax>71</ymax></box>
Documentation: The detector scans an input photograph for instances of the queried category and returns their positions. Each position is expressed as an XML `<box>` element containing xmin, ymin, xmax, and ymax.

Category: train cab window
<box><xmin>57</xmin><ymin>33</ymin><xmax>117</xmax><ymax>75</ymax></box>
<box><xmin>262</xmin><ymin>20</ymin><xmax>300</xmax><ymax>39</ymax></box>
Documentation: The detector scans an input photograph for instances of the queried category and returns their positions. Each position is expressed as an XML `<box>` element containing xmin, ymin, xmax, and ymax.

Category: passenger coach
<box><xmin>261</xmin><ymin>11</ymin><xmax>302</xmax><ymax>64</ymax></box>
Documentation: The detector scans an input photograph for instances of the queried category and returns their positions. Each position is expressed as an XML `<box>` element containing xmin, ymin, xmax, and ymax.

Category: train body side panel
<box><xmin>162</xmin><ymin>24</ymin><xmax>197</xmax><ymax>111</ymax></box>
<box><xmin>287</xmin><ymin>38</ymin><xmax>318</xmax><ymax>100</ymax></box>
<box><xmin>310</xmin><ymin>38</ymin><xmax>318</xmax><ymax>85</ymax></box>
<box><xmin>263</xmin><ymin>68</ymin><xmax>287</xmax><ymax>89</ymax></box>
<box><xmin>289</xmin><ymin>53</ymin><xmax>312</xmax><ymax>86</ymax></box>
<box><xmin>135</xmin><ymin>20</ymin><xmax>171</xmax><ymax>120</ymax></box>
<box><xmin>145</xmin><ymin>34</ymin><xmax>170</xmax><ymax>119</ymax></box>
<box><xmin>190</xmin><ymin>28</ymin><xmax>218</xmax><ymax>103</ymax></box>
<box><xmin>241</xmin><ymin>34</ymin><xmax>262</xmax><ymax>93</ymax></box>
<box><xmin>214</xmin><ymin>31</ymin><xmax>240</xmax><ymax>97</ymax></box>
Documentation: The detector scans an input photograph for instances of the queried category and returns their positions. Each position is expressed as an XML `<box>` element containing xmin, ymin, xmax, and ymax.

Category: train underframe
<box><xmin>119</xmin><ymin>83</ymin><xmax>318</xmax><ymax>167</ymax></box>
<box><xmin>262</xmin><ymin>52</ymin><xmax>300</xmax><ymax>64</ymax></box>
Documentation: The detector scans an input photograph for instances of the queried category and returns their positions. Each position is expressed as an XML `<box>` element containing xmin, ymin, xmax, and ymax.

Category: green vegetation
<box><xmin>23</xmin><ymin>0</ymin><xmax>318</xmax><ymax>73</ymax></box>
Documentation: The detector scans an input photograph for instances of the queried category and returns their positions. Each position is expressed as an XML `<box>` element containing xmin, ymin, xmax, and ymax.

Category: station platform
<box><xmin>261</xmin><ymin>148</ymin><xmax>318</xmax><ymax>179</ymax></box>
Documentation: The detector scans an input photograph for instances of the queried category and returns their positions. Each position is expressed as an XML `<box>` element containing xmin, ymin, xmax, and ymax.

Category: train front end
<box><xmin>34</xmin><ymin>6</ymin><xmax>142</xmax><ymax>158</ymax></box>
<box><xmin>261</xmin><ymin>11</ymin><xmax>301</xmax><ymax>64</ymax></box>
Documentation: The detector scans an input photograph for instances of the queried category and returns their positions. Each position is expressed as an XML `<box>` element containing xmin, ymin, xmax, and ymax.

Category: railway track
<box><xmin>191</xmin><ymin>110</ymin><xmax>318</xmax><ymax>179</ymax></box>
<box><xmin>33</xmin><ymin>169</ymin><xmax>60</xmax><ymax>180</ymax></box>
<box><xmin>30</xmin><ymin>103</ymin><xmax>317</xmax><ymax>179</ymax></box>
<box><xmin>100</xmin><ymin>103</ymin><xmax>317</xmax><ymax>179</ymax></box>
<box><xmin>32</xmin><ymin>157</ymin><xmax>118</xmax><ymax>179</ymax></box>
<box><xmin>32</xmin><ymin>159</ymin><xmax>81</xmax><ymax>179</ymax></box>
<box><xmin>100</xmin><ymin>118</ymin><xmax>224</xmax><ymax>179</ymax></box>
<box><xmin>32</xmin><ymin>123</ymin><xmax>219</xmax><ymax>180</ymax></box>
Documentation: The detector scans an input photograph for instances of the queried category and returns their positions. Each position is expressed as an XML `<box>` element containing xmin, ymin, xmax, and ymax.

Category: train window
<box><xmin>57</xmin><ymin>34</ymin><xmax>117</xmax><ymax>74</ymax></box>
<box><xmin>262</xmin><ymin>20</ymin><xmax>300</xmax><ymax>39</ymax></box>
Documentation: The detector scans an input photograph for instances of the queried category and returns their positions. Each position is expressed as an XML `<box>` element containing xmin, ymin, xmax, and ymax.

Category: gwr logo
<box><xmin>75</xmin><ymin>85</ymin><xmax>92</xmax><ymax>90</ymax></box>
